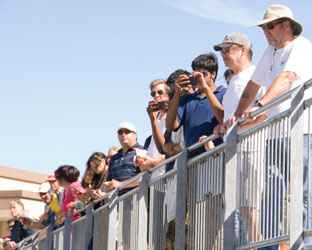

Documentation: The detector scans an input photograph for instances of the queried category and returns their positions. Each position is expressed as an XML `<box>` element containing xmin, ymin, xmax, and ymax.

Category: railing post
<box><xmin>63</xmin><ymin>215</ymin><xmax>72</xmax><ymax>250</ymax></box>
<box><xmin>45</xmin><ymin>224</ymin><xmax>53</xmax><ymax>250</ymax></box>
<box><xmin>175</xmin><ymin>149</ymin><xmax>187</xmax><ymax>249</ymax></box>
<box><xmin>289</xmin><ymin>85</ymin><xmax>305</xmax><ymax>247</ymax></box>
<box><xmin>223</xmin><ymin>122</ymin><xmax>239</xmax><ymax>249</ymax></box>
<box><xmin>84</xmin><ymin>203</ymin><xmax>94</xmax><ymax>250</ymax></box>
<box><xmin>137</xmin><ymin>171</ymin><xmax>149</xmax><ymax>250</ymax></box>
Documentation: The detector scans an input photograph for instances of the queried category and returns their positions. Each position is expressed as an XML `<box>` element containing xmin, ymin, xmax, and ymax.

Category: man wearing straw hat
<box><xmin>222</xmin><ymin>4</ymin><xmax>312</xmax><ymax>250</ymax></box>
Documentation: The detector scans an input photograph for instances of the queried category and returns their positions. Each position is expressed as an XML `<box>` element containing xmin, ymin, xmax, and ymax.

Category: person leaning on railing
<box><xmin>102</xmin><ymin>122</ymin><xmax>145</xmax><ymax>196</ymax></box>
<box><xmin>54</xmin><ymin>165</ymin><xmax>86</xmax><ymax>222</ymax></box>
<box><xmin>221</xmin><ymin>4</ymin><xmax>312</xmax><ymax>250</ymax></box>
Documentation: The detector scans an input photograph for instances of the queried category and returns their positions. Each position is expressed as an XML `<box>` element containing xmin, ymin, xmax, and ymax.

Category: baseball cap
<box><xmin>46</xmin><ymin>173</ymin><xmax>56</xmax><ymax>181</ymax></box>
<box><xmin>38</xmin><ymin>182</ymin><xmax>50</xmax><ymax>193</ymax></box>
<box><xmin>214</xmin><ymin>32</ymin><xmax>252</xmax><ymax>51</ymax></box>
<box><xmin>117</xmin><ymin>122</ymin><xmax>136</xmax><ymax>133</ymax></box>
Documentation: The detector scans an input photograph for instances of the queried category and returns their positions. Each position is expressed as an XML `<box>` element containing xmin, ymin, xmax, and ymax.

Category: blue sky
<box><xmin>0</xmin><ymin>0</ymin><xmax>311</xmax><ymax>179</ymax></box>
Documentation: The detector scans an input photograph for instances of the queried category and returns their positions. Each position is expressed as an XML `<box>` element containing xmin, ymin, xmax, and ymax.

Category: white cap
<box><xmin>38</xmin><ymin>182</ymin><xmax>50</xmax><ymax>193</ymax></box>
<box><xmin>117</xmin><ymin>122</ymin><xmax>136</xmax><ymax>133</ymax></box>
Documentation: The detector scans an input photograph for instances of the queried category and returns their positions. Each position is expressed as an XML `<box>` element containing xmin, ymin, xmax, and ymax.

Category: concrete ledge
<box><xmin>0</xmin><ymin>190</ymin><xmax>41</xmax><ymax>201</ymax></box>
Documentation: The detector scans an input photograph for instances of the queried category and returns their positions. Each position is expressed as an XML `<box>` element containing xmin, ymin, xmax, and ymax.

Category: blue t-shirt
<box><xmin>107</xmin><ymin>143</ymin><xmax>143</xmax><ymax>195</ymax></box>
<box><xmin>177</xmin><ymin>86</ymin><xmax>226</xmax><ymax>153</ymax></box>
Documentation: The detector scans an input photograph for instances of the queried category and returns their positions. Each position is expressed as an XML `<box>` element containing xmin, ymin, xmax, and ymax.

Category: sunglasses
<box><xmin>261</xmin><ymin>20</ymin><xmax>285</xmax><ymax>31</ymax></box>
<box><xmin>118</xmin><ymin>129</ymin><xmax>132</xmax><ymax>135</ymax></box>
<box><xmin>39</xmin><ymin>192</ymin><xmax>48</xmax><ymax>196</ymax></box>
<box><xmin>151</xmin><ymin>90</ymin><xmax>164</xmax><ymax>97</ymax></box>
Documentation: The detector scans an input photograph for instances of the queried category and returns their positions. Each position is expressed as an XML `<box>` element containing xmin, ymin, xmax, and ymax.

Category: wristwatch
<box><xmin>254</xmin><ymin>100</ymin><xmax>263</xmax><ymax>108</ymax></box>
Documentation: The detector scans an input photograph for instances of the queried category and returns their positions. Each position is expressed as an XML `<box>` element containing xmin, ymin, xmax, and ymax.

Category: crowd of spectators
<box><xmin>2</xmin><ymin>4</ymin><xmax>312</xmax><ymax>250</ymax></box>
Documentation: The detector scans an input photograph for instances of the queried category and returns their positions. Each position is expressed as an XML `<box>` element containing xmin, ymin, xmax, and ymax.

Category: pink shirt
<box><xmin>61</xmin><ymin>182</ymin><xmax>85</xmax><ymax>221</ymax></box>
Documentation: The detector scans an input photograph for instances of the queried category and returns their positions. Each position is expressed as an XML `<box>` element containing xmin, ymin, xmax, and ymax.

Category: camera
<box><xmin>157</xmin><ymin>102</ymin><xmax>165</xmax><ymax>110</ymax></box>
<box><xmin>189</xmin><ymin>76</ymin><xmax>197</xmax><ymax>86</ymax></box>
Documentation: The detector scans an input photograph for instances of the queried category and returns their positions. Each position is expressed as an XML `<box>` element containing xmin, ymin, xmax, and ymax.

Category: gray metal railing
<box><xmin>17</xmin><ymin>79</ymin><xmax>312</xmax><ymax>250</ymax></box>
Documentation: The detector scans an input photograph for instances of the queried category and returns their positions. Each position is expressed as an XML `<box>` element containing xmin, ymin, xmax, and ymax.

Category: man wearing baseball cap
<box><xmin>103</xmin><ymin>122</ymin><xmax>145</xmax><ymax>196</ymax></box>
<box><xmin>222</xmin><ymin>4</ymin><xmax>312</xmax><ymax>250</ymax></box>
<box><xmin>212</xmin><ymin>32</ymin><xmax>266</xmax><ymax>135</ymax></box>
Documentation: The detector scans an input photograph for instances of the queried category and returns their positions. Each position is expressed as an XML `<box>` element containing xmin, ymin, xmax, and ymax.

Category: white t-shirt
<box><xmin>251</xmin><ymin>36</ymin><xmax>312</xmax><ymax>127</ymax></box>
<box><xmin>148</xmin><ymin>113</ymin><xmax>166</xmax><ymax>179</ymax></box>
<box><xmin>223</xmin><ymin>65</ymin><xmax>256</xmax><ymax>122</ymax></box>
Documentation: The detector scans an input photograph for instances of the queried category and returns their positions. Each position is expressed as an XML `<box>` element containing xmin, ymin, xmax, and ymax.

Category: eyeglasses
<box><xmin>90</xmin><ymin>161</ymin><xmax>101</xmax><ymax>170</ymax></box>
<box><xmin>220</xmin><ymin>46</ymin><xmax>233</xmax><ymax>55</ymax></box>
<box><xmin>261</xmin><ymin>20</ymin><xmax>285</xmax><ymax>31</ymax></box>
<box><xmin>39</xmin><ymin>192</ymin><xmax>47</xmax><ymax>196</ymax></box>
<box><xmin>118</xmin><ymin>129</ymin><xmax>132</xmax><ymax>135</ymax></box>
<box><xmin>151</xmin><ymin>90</ymin><xmax>164</xmax><ymax>97</ymax></box>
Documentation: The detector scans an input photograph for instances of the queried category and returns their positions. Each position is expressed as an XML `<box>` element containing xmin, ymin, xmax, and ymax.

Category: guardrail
<box><xmin>16</xmin><ymin>79</ymin><xmax>312</xmax><ymax>250</ymax></box>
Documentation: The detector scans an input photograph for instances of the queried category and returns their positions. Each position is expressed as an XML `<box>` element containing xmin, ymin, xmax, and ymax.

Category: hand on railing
<box><xmin>90</xmin><ymin>189</ymin><xmax>106</xmax><ymax>200</ymax></box>
<box><xmin>3</xmin><ymin>240</ymin><xmax>18</xmax><ymax>250</ymax></box>
<box><xmin>199</xmin><ymin>135</ymin><xmax>215</xmax><ymax>151</ymax></box>
<box><xmin>103</xmin><ymin>179</ymin><xmax>123</xmax><ymax>192</ymax></box>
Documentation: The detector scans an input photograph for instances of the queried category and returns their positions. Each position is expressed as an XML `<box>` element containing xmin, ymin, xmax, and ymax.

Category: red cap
<box><xmin>46</xmin><ymin>173</ymin><xmax>56</xmax><ymax>181</ymax></box>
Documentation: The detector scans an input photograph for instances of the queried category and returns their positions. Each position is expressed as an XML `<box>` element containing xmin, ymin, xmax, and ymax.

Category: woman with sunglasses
<box><xmin>136</xmin><ymin>79</ymin><xmax>170</xmax><ymax>179</ymax></box>
<box><xmin>80</xmin><ymin>152</ymin><xmax>109</xmax><ymax>201</ymax></box>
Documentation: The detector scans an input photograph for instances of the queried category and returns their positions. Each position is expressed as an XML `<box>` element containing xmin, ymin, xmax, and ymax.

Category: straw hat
<box><xmin>254</xmin><ymin>4</ymin><xmax>303</xmax><ymax>36</ymax></box>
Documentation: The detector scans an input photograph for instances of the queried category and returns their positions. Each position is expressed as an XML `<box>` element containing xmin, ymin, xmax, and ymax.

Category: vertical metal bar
<box><xmin>138</xmin><ymin>172</ymin><xmax>149</xmax><ymax>250</ymax></box>
<box><xmin>175</xmin><ymin>149</ymin><xmax>187</xmax><ymax>249</ymax></box>
<box><xmin>63</xmin><ymin>215</ymin><xmax>72</xmax><ymax>250</ymax></box>
<box><xmin>223</xmin><ymin>122</ymin><xmax>239</xmax><ymax>249</ymax></box>
<box><xmin>289</xmin><ymin>86</ymin><xmax>304</xmax><ymax>247</ymax></box>
<box><xmin>308</xmin><ymin>106</ymin><xmax>311</xmax><ymax>229</ymax></box>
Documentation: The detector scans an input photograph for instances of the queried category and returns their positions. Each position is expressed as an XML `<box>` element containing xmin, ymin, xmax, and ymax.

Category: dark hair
<box><xmin>191</xmin><ymin>53</ymin><xmax>218</xmax><ymax>82</ymax></box>
<box><xmin>224</xmin><ymin>68</ymin><xmax>234</xmax><ymax>79</ymax></box>
<box><xmin>55</xmin><ymin>165</ymin><xmax>80</xmax><ymax>183</ymax></box>
<box><xmin>166</xmin><ymin>69</ymin><xmax>191</xmax><ymax>99</ymax></box>
<box><xmin>82</xmin><ymin>152</ymin><xmax>107</xmax><ymax>189</ymax></box>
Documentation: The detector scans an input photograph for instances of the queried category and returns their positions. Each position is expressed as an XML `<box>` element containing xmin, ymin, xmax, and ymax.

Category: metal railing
<box><xmin>16</xmin><ymin>79</ymin><xmax>312</xmax><ymax>250</ymax></box>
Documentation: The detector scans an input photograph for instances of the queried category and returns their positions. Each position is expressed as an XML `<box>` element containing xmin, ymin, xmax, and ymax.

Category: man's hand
<box><xmin>135</xmin><ymin>156</ymin><xmax>156</xmax><ymax>171</ymax></box>
<box><xmin>175</xmin><ymin>75</ymin><xmax>193</xmax><ymax>96</ymax></box>
<box><xmin>103</xmin><ymin>179</ymin><xmax>122</xmax><ymax>192</ymax></box>
<box><xmin>162</xmin><ymin>142</ymin><xmax>182</xmax><ymax>156</ymax></box>
<box><xmin>191</xmin><ymin>71</ymin><xmax>207</xmax><ymax>90</ymax></box>
<box><xmin>3</xmin><ymin>240</ymin><xmax>17</xmax><ymax>250</ymax></box>
<box><xmin>213</xmin><ymin>124</ymin><xmax>222</xmax><ymax>138</ymax></box>
<box><xmin>221</xmin><ymin>115</ymin><xmax>241</xmax><ymax>135</ymax></box>
<box><xmin>199</xmin><ymin>135</ymin><xmax>215</xmax><ymax>151</ymax></box>
<box><xmin>243</xmin><ymin>106</ymin><xmax>259</xmax><ymax>122</ymax></box>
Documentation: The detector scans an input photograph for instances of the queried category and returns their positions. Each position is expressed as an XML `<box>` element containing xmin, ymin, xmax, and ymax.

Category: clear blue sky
<box><xmin>1</xmin><ymin>0</ymin><xmax>311</xmax><ymax>179</ymax></box>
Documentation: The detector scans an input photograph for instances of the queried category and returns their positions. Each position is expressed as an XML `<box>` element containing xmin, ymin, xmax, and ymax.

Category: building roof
<box><xmin>0</xmin><ymin>166</ymin><xmax>48</xmax><ymax>184</ymax></box>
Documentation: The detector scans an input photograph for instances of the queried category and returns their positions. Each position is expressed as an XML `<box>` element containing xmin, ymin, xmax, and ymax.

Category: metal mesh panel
<box><xmin>237</xmin><ymin>115</ymin><xmax>291</xmax><ymax>247</ymax></box>
<box><xmin>53</xmin><ymin>227</ymin><xmax>64</xmax><ymax>250</ymax></box>
<box><xmin>117</xmin><ymin>191</ymin><xmax>139</xmax><ymax>250</ymax></box>
<box><xmin>71</xmin><ymin>216</ymin><xmax>86</xmax><ymax>250</ymax></box>
<box><xmin>148</xmin><ymin>171</ymin><xmax>176</xmax><ymax>250</ymax></box>
<box><xmin>187</xmin><ymin>147</ymin><xmax>225</xmax><ymax>250</ymax></box>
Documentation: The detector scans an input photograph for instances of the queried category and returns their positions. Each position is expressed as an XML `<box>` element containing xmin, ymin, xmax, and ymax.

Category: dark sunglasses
<box><xmin>39</xmin><ymin>192</ymin><xmax>48</xmax><ymax>196</ymax></box>
<box><xmin>151</xmin><ymin>90</ymin><xmax>164</xmax><ymax>97</ymax></box>
<box><xmin>118</xmin><ymin>129</ymin><xmax>132</xmax><ymax>135</ymax></box>
<box><xmin>261</xmin><ymin>20</ymin><xmax>285</xmax><ymax>31</ymax></box>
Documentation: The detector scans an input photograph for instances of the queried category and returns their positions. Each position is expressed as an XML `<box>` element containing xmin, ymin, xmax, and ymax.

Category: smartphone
<box><xmin>189</xmin><ymin>76</ymin><xmax>197</xmax><ymax>86</ymax></box>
